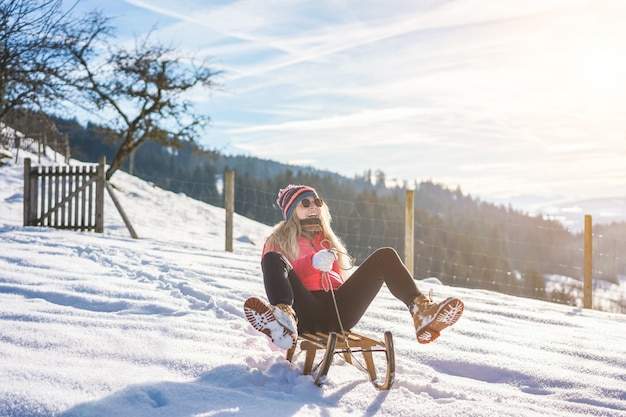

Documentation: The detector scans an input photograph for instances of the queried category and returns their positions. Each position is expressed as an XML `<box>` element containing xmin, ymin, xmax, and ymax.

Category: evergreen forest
<box><xmin>53</xmin><ymin>117</ymin><xmax>626</xmax><ymax>309</ymax></box>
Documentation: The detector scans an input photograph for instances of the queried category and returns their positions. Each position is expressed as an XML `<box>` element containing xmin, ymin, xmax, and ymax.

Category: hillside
<box><xmin>1</xmin><ymin>146</ymin><xmax>626</xmax><ymax>416</ymax></box>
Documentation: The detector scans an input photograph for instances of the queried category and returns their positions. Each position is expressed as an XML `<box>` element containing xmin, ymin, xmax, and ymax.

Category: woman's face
<box><xmin>294</xmin><ymin>197</ymin><xmax>322</xmax><ymax>221</ymax></box>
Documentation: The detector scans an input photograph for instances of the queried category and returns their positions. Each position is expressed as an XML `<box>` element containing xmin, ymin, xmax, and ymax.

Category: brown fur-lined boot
<box><xmin>410</xmin><ymin>293</ymin><xmax>464</xmax><ymax>344</ymax></box>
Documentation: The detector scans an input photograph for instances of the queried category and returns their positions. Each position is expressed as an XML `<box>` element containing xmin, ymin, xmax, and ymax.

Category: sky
<box><xmin>69</xmin><ymin>0</ymin><xmax>626</xmax><ymax>211</ymax></box>
<box><xmin>2</xmin><ymin>145</ymin><xmax>626</xmax><ymax>416</ymax></box>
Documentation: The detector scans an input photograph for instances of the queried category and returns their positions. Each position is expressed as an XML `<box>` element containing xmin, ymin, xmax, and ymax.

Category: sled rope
<box><xmin>320</xmin><ymin>241</ymin><xmax>371</xmax><ymax>377</ymax></box>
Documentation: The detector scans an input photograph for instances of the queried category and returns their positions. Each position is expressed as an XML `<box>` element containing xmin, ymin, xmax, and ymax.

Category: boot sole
<box><xmin>416</xmin><ymin>297</ymin><xmax>464</xmax><ymax>344</ymax></box>
<box><xmin>244</xmin><ymin>297</ymin><xmax>297</xmax><ymax>349</ymax></box>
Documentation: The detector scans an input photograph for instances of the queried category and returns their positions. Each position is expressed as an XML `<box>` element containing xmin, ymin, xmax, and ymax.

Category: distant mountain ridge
<box><xmin>487</xmin><ymin>194</ymin><xmax>626</xmax><ymax>232</ymax></box>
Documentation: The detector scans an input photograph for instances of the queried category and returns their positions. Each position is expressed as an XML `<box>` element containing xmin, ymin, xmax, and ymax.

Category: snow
<box><xmin>1</xmin><ymin>146</ymin><xmax>626</xmax><ymax>417</ymax></box>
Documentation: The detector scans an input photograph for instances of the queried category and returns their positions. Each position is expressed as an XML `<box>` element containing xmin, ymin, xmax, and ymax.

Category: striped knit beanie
<box><xmin>277</xmin><ymin>184</ymin><xmax>319</xmax><ymax>220</ymax></box>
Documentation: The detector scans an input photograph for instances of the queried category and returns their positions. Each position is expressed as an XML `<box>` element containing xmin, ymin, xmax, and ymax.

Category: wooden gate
<box><xmin>23</xmin><ymin>157</ymin><xmax>105</xmax><ymax>232</ymax></box>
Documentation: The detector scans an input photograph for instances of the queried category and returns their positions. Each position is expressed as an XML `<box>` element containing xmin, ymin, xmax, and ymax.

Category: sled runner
<box><xmin>285</xmin><ymin>330</ymin><xmax>395</xmax><ymax>390</ymax></box>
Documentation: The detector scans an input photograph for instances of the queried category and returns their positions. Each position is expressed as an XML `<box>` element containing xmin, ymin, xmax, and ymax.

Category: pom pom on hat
<box><xmin>277</xmin><ymin>184</ymin><xmax>318</xmax><ymax>220</ymax></box>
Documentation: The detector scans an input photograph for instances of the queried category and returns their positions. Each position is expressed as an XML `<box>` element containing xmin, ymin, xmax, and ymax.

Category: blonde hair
<box><xmin>265</xmin><ymin>202</ymin><xmax>351</xmax><ymax>278</ymax></box>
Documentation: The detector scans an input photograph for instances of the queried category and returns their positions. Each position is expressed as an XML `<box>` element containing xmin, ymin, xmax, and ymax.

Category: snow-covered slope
<box><xmin>1</xmin><ymin>147</ymin><xmax>625</xmax><ymax>417</ymax></box>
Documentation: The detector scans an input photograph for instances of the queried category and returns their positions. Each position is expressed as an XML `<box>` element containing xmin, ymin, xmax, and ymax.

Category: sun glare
<box><xmin>571</xmin><ymin>37</ymin><xmax>626</xmax><ymax>97</ymax></box>
<box><xmin>582</xmin><ymin>48</ymin><xmax>623</xmax><ymax>87</ymax></box>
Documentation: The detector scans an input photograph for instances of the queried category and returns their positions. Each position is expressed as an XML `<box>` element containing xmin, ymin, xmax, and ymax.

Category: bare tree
<box><xmin>65</xmin><ymin>12</ymin><xmax>221</xmax><ymax>180</ymax></box>
<box><xmin>0</xmin><ymin>0</ymin><xmax>76</xmax><ymax>121</ymax></box>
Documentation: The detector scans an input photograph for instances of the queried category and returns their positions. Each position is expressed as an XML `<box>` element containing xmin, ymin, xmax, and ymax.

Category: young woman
<box><xmin>244</xmin><ymin>184</ymin><xmax>464</xmax><ymax>349</ymax></box>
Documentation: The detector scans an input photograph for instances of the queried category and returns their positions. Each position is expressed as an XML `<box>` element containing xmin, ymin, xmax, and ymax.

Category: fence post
<box><xmin>583</xmin><ymin>214</ymin><xmax>593</xmax><ymax>309</ymax></box>
<box><xmin>404</xmin><ymin>189</ymin><xmax>415</xmax><ymax>275</ymax></box>
<box><xmin>15</xmin><ymin>136</ymin><xmax>20</xmax><ymax>162</ymax></box>
<box><xmin>95</xmin><ymin>156</ymin><xmax>105</xmax><ymax>233</ymax></box>
<box><xmin>23</xmin><ymin>158</ymin><xmax>31</xmax><ymax>226</ymax></box>
<box><xmin>224</xmin><ymin>170</ymin><xmax>235</xmax><ymax>252</ymax></box>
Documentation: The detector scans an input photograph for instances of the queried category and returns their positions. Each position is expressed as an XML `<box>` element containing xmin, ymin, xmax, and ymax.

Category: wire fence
<box><xmin>219</xmin><ymin>181</ymin><xmax>626</xmax><ymax>315</ymax></box>
<box><xmin>34</xmin><ymin>164</ymin><xmax>626</xmax><ymax>315</ymax></box>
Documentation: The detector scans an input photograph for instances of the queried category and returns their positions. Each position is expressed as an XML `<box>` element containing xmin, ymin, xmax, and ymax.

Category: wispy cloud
<box><xmin>99</xmin><ymin>0</ymin><xmax>626</xmax><ymax>203</ymax></box>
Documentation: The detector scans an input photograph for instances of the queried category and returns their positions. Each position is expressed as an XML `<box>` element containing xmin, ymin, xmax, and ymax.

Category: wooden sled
<box><xmin>285</xmin><ymin>330</ymin><xmax>395</xmax><ymax>390</ymax></box>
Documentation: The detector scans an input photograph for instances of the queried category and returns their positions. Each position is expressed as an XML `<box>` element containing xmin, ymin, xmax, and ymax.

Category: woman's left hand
<box><xmin>312</xmin><ymin>250</ymin><xmax>336</xmax><ymax>272</ymax></box>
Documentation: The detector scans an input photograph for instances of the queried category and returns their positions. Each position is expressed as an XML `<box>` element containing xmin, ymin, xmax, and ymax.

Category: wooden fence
<box><xmin>1</xmin><ymin>124</ymin><xmax>70</xmax><ymax>164</ymax></box>
<box><xmin>23</xmin><ymin>157</ymin><xmax>105</xmax><ymax>232</ymax></box>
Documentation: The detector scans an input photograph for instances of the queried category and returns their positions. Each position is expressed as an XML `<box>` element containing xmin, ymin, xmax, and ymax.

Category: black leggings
<box><xmin>261</xmin><ymin>247</ymin><xmax>421</xmax><ymax>334</ymax></box>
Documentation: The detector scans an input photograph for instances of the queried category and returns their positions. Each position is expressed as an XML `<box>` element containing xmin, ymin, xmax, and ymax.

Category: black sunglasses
<box><xmin>300</xmin><ymin>198</ymin><xmax>324</xmax><ymax>208</ymax></box>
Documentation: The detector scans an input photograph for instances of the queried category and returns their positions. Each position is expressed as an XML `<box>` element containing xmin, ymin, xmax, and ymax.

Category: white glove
<box><xmin>312</xmin><ymin>250</ymin><xmax>336</xmax><ymax>272</ymax></box>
